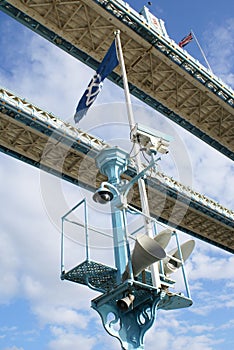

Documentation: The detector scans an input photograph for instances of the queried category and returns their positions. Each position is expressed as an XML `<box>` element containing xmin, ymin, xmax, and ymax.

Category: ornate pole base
<box><xmin>91</xmin><ymin>279</ymin><xmax>192</xmax><ymax>349</ymax></box>
<box><xmin>91</xmin><ymin>281</ymin><xmax>161</xmax><ymax>350</ymax></box>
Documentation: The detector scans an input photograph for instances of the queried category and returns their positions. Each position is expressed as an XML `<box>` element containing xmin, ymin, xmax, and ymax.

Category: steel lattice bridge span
<box><xmin>0</xmin><ymin>87</ymin><xmax>233</xmax><ymax>253</ymax></box>
<box><xmin>0</xmin><ymin>0</ymin><xmax>233</xmax><ymax>161</ymax></box>
<box><xmin>0</xmin><ymin>0</ymin><xmax>233</xmax><ymax>253</ymax></box>
<box><xmin>1</xmin><ymin>2</ymin><xmax>234</xmax><ymax>348</ymax></box>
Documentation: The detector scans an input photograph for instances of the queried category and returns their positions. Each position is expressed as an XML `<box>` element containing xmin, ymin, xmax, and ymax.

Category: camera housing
<box><xmin>93</xmin><ymin>187</ymin><xmax>114</xmax><ymax>204</ymax></box>
<box><xmin>130</xmin><ymin>123</ymin><xmax>172</xmax><ymax>154</ymax></box>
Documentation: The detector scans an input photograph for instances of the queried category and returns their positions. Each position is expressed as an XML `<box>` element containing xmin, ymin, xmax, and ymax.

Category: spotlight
<box><xmin>93</xmin><ymin>185</ymin><xmax>114</xmax><ymax>204</ymax></box>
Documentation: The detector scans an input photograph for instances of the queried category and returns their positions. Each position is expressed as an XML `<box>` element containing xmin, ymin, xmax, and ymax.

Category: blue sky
<box><xmin>0</xmin><ymin>1</ymin><xmax>234</xmax><ymax>350</ymax></box>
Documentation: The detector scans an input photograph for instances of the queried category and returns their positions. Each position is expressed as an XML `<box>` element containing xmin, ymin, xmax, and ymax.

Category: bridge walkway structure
<box><xmin>1</xmin><ymin>87</ymin><xmax>233</xmax><ymax>254</ymax></box>
<box><xmin>0</xmin><ymin>0</ymin><xmax>233</xmax><ymax>161</ymax></box>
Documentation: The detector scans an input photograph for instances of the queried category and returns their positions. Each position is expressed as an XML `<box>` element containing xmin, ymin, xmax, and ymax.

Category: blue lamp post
<box><xmin>61</xmin><ymin>29</ymin><xmax>194</xmax><ymax>348</ymax></box>
<box><xmin>89</xmin><ymin>145</ymin><xmax>192</xmax><ymax>349</ymax></box>
<box><xmin>91</xmin><ymin>147</ymin><xmax>162</xmax><ymax>349</ymax></box>
<box><xmin>93</xmin><ymin>147</ymin><xmax>131</xmax><ymax>283</ymax></box>
<box><xmin>61</xmin><ymin>144</ymin><xmax>194</xmax><ymax>349</ymax></box>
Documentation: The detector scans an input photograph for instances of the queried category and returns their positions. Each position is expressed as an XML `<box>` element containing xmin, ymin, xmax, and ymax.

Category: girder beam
<box><xmin>0</xmin><ymin>87</ymin><xmax>233</xmax><ymax>253</ymax></box>
<box><xmin>0</xmin><ymin>0</ymin><xmax>233</xmax><ymax>161</ymax></box>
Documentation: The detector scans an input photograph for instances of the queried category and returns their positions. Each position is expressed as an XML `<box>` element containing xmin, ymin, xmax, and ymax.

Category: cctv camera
<box><xmin>93</xmin><ymin>188</ymin><xmax>114</xmax><ymax>204</ymax></box>
<box><xmin>130</xmin><ymin>123</ymin><xmax>172</xmax><ymax>155</ymax></box>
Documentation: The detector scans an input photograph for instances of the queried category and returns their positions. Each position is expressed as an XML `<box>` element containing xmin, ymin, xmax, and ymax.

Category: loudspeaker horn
<box><xmin>163</xmin><ymin>239</ymin><xmax>195</xmax><ymax>275</ymax></box>
<box><xmin>131</xmin><ymin>234</ymin><xmax>166</xmax><ymax>277</ymax></box>
<box><xmin>117</xmin><ymin>294</ymin><xmax>135</xmax><ymax>311</ymax></box>
<box><xmin>154</xmin><ymin>229</ymin><xmax>172</xmax><ymax>249</ymax></box>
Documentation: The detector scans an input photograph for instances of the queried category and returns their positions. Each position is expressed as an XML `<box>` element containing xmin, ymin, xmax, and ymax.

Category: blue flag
<box><xmin>74</xmin><ymin>40</ymin><xmax>119</xmax><ymax>123</ymax></box>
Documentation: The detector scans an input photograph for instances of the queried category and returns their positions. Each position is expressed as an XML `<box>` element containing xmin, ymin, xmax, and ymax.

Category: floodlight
<box><xmin>130</xmin><ymin>123</ymin><xmax>172</xmax><ymax>154</ymax></box>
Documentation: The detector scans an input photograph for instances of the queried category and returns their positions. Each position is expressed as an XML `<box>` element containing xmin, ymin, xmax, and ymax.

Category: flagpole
<box><xmin>191</xmin><ymin>29</ymin><xmax>213</xmax><ymax>73</ymax></box>
<box><xmin>114</xmin><ymin>30</ymin><xmax>161</xmax><ymax>289</ymax></box>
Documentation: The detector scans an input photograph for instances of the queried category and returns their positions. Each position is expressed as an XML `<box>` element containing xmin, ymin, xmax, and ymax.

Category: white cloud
<box><xmin>0</xmin><ymin>155</ymin><xmax>99</xmax><ymax>329</ymax></box>
<box><xmin>189</xmin><ymin>324</ymin><xmax>214</xmax><ymax>334</ymax></box>
<box><xmin>0</xmin><ymin>19</ymin><xmax>93</xmax><ymax>121</ymax></box>
<box><xmin>205</xmin><ymin>18</ymin><xmax>234</xmax><ymax>87</ymax></box>
<box><xmin>171</xmin><ymin>334</ymin><xmax>223</xmax><ymax>350</ymax></box>
<box><xmin>190</xmin><ymin>287</ymin><xmax>234</xmax><ymax>317</ymax></box>
<box><xmin>143</xmin><ymin>284</ymin><xmax>233</xmax><ymax>350</ymax></box>
<box><xmin>190</xmin><ymin>252</ymin><xmax>234</xmax><ymax>280</ymax></box>
<box><xmin>145</xmin><ymin>313</ymin><xmax>223</xmax><ymax>350</ymax></box>
<box><xmin>33</xmin><ymin>305</ymin><xmax>91</xmax><ymax>329</ymax></box>
<box><xmin>171</xmin><ymin>126</ymin><xmax>234</xmax><ymax>209</ymax></box>
<box><xmin>219</xmin><ymin>319</ymin><xmax>234</xmax><ymax>330</ymax></box>
<box><xmin>0</xmin><ymin>231</ymin><xmax>20</xmax><ymax>303</ymax></box>
<box><xmin>48</xmin><ymin>326</ymin><xmax>96</xmax><ymax>350</ymax></box>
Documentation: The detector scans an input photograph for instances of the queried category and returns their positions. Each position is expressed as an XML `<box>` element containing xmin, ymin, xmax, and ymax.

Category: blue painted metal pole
<box><xmin>95</xmin><ymin>147</ymin><xmax>130</xmax><ymax>283</ymax></box>
<box><xmin>93</xmin><ymin>147</ymin><xmax>162</xmax><ymax>349</ymax></box>
<box><xmin>111</xmin><ymin>204</ymin><xmax>129</xmax><ymax>283</ymax></box>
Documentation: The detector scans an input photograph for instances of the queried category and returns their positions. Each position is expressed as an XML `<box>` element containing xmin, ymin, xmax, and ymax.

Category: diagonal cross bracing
<box><xmin>0</xmin><ymin>87</ymin><xmax>233</xmax><ymax>253</ymax></box>
<box><xmin>0</xmin><ymin>0</ymin><xmax>233</xmax><ymax>160</ymax></box>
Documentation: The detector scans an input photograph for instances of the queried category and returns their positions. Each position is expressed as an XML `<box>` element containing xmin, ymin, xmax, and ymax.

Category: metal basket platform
<box><xmin>91</xmin><ymin>279</ymin><xmax>193</xmax><ymax>312</ymax></box>
<box><xmin>61</xmin><ymin>260</ymin><xmax>118</xmax><ymax>293</ymax></box>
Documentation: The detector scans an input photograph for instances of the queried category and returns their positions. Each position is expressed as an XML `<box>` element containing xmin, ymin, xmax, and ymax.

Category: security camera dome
<box><xmin>93</xmin><ymin>188</ymin><xmax>114</xmax><ymax>204</ymax></box>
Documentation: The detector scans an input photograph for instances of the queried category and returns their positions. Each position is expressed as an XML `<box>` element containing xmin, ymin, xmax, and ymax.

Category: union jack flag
<box><xmin>178</xmin><ymin>32</ymin><xmax>193</xmax><ymax>48</ymax></box>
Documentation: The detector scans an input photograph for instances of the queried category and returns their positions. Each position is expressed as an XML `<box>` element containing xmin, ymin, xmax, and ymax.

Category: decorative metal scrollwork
<box><xmin>92</xmin><ymin>294</ymin><xmax>161</xmax><ymax>349</ymax></box>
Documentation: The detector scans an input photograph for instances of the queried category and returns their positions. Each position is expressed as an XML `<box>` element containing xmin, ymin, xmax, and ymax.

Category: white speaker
<box><xmin>163</xmin><ymin>239</ymin><xmax>195</xmax><ymax>275</ymax></box>
<box><xmin>117</xmin><ymin>294</ymin><xmax>135</xmax><ymax>311</ymax></box>
<box><xmin>130</xmin><ymin>234</ymin><xmax>166</xmax><ymax>277</ymax></box>
<box><xmin>154</xmin><ymin>229</ymin><xmax>172</xmax><ymax>249</ymax></box>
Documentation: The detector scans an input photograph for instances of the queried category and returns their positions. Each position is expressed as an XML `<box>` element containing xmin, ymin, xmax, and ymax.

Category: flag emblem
<box><xmin>178</xmin><ymin>32</ymin><xmax>193</xmax><ymax>48</ymax></box>
<box><xmin>74</xmin><ymin>40</ymin><xmax>119</xmax><ymax>123</ymax></box>
<box><xmin>85</xmin><ymin>74</ymin><xmax>103</xmax><ymax>107</ymax></box>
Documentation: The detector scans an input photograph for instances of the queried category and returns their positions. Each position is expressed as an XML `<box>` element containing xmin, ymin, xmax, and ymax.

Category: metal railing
<box><xmin>61</xmin><ymin>198</ymin><xmax>192</xmax><ymax>298</ymax></box>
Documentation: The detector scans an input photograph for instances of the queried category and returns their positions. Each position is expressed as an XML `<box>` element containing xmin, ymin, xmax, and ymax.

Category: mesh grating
<box><xmin>62</xmin><ymin>260</ymin><xmax>118</xmax><ymax>292</ymax></box>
